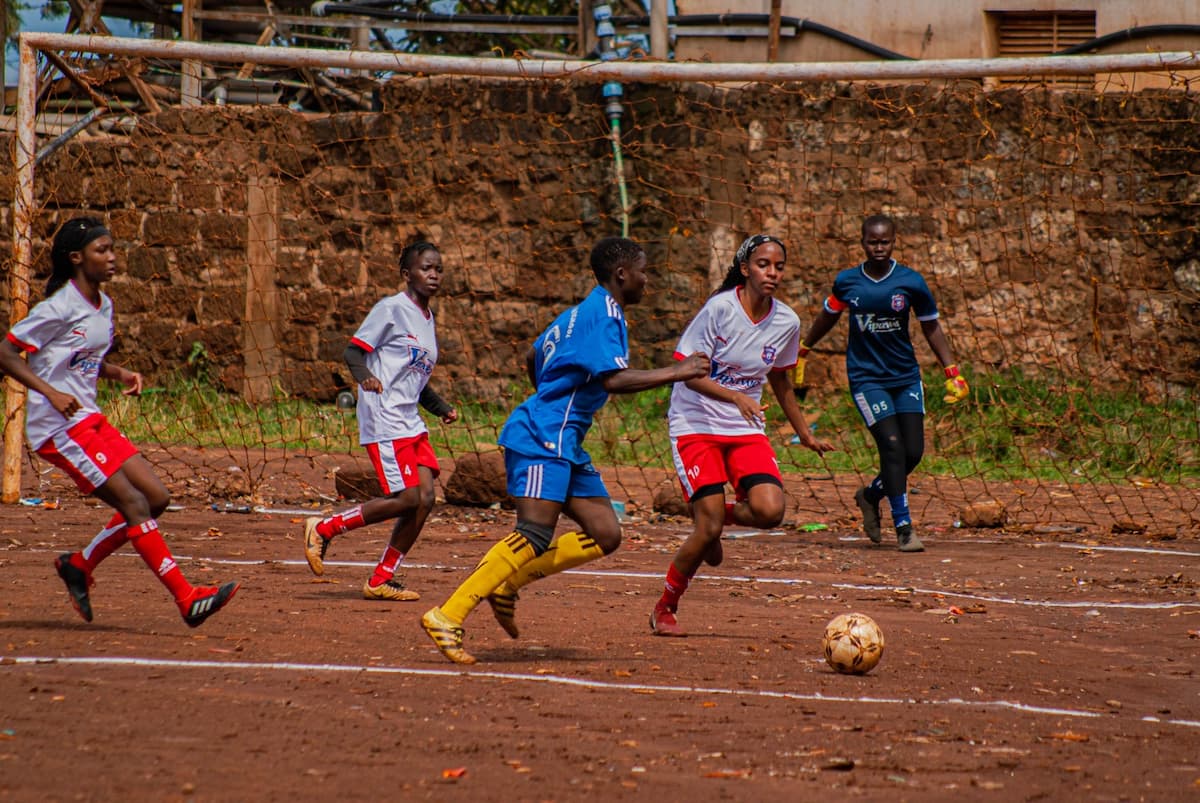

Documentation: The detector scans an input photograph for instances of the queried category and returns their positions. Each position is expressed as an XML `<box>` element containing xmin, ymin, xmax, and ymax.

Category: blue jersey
<box><xmin>826</xmin><ymin>260</ymin><xmax>938</xmax><ymax>388</ymax></box>
<box><xmin>499</xmin><ymin>285</ymin><xmax>629</xmax><ymax>465</ymax></box>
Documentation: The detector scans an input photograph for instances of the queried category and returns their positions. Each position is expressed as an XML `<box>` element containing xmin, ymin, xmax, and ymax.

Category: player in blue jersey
<box><xmin>421</xmin><ymin>237</ymin><xmax>710</xmax><ymax>664</ymax></box>
<box><xmin>799</xmin><ymin>215</ymin><xmax>969</xmax><ymax>552</ymax></box>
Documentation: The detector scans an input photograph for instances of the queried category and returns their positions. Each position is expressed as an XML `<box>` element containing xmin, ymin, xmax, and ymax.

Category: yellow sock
<box><xmin>506</xmin><ymin>531</ymin><xmax>604</xmax><ymax>592</ymax></box>
<box><xmin>442</xmin><ymin>532</ymin><xmax>536</xmax><ymax>622</ymax></box>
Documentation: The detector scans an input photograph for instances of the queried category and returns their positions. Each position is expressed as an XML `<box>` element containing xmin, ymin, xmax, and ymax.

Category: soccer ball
<box><xmin>821</xmin><ymin>612</ymin><xmax>885</xmax><ymax>675</ymax></box>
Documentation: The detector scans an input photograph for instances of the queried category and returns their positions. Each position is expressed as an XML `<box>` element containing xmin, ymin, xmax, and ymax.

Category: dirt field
<box><xmin>1</xmin><ymin>450</ymin><xmax>1198</xmax><ymax>802</ymax></box>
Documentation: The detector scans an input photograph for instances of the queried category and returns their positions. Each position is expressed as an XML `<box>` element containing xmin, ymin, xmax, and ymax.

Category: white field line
<box><xmin>7</xmin><ymin>654</ymin><xmax>1199</xmax><ymax>730</ymax></box>
<box><xmin>22</xmin><ymin>550</ymin><xmax>1200</xmax><ymax>611</ymax></box>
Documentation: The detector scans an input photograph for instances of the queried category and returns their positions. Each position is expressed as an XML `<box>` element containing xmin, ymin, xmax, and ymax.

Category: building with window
<box><xmin>668</xmin><ymin>1</ymin><xmax>1198</xmax><ymax>88</ymax></box>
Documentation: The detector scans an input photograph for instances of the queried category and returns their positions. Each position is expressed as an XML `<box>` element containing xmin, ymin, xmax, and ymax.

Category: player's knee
<box><xmin>747</xmin><ymin>502</ymin><xmax>785</xmax><ymax>529</ymax></box>
<box><xmin>147</xmin><ymin>489</ymin><xmax>170</xmax><ymax>518</ymax></box>
<box><xmin>416</xmin><ymin>483</ymin><xmax>436</xmax><ymax>511</ymax></box>
<box><xmin>590</xmin><ymin>523</ymin><xmax>622</xmax><ymax>555</ymax></box>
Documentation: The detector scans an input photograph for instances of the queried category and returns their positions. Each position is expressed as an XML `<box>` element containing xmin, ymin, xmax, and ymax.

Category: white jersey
<box><xmin>668</xmin><ymin>287</ymin><xmax>801</xmax><ymax>437</ymax></box>
<box><xmin>350</xmin><ymin>291</ymin><xmax>438</xmax><ymax>445</ymax></box>
<box><xmin>6</xmin><ymin>281</ymin><xmax>114</xmax><ymax>449</ymax></box>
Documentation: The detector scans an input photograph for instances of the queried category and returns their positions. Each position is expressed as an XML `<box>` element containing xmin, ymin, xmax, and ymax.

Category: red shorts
<box><xmin>670</xmin><ymin>433</ymin><xmax>781</xmax><ymax>502</ymax></box>
<box><xmin>365</xmin><ymin>433</ymin><xmax>440</xmax><ymax>495</ymax></box>
<box><xmin>36</xmin><ymin>413</ymin><xmax>139</xmax><ymax>494</ymax></box>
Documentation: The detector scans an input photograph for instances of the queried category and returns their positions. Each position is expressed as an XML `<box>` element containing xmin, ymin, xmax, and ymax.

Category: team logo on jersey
<box><xmin>408</xmin><ymin>347</ymin><xmax>435</xmax><ymax>376</ymax></box>
<box><xmin>891</xmin><ymin>294</ymin><xmax>907</xmax><ymax>311</ymax></box>
<box><xmin>71</xmin><ymin>326</ymin><xmax>87</xmax><ymax>339</ymax></box>
<box><xmin>761</xmin><ymin>345</ymin><xmax>777</xmax><ymax>365</ymax></box>
<box><xmin>710</xmin><ymin>359</ymin><xmax>759</xmax><ymax>391</ymax></box>
<box><xmin>68</xmin><ymin>350</ymin><xmax>103</xmax><ymax>376</ymax></box>
<box><xmin>853</xmin><ymin>314</ymin><xmax>903</xmax><ymax>335</ymax></box>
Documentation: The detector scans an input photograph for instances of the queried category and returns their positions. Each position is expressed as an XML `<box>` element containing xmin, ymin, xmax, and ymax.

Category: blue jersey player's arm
<box><xmin>602</xmin><ymin>354</ymin><xmax>710</xmax><ymax>394</ymax></box>
<box><xmin>799</xmin><ymin>290</ymin><xmax>847</xmax><ymax>353</ymax></box>
<box><xmin>523</xmin><ymin>344</ymin><xmax>538</xmax><ymax>390</ymax></box>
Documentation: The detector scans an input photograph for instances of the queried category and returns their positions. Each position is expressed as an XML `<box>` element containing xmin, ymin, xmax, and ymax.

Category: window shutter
<box><xmin>994</xmin><ymin>11</ymin><xmax>1097</xmax><ymax>88</ymax></box>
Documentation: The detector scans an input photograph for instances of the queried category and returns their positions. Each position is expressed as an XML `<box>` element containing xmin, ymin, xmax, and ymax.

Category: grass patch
<box><xmin>87</xmin><ymin>367</ymin><xmax>1199</xmax><ymax>485</ymax></box>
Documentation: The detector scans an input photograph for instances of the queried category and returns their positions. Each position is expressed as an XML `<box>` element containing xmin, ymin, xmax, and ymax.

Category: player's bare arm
<box><xmin>100</xmin><ymin>361</ymin><xmax>143</xmax><ymax>396</ymax></box>
<box><xmin>800</xmin><ymin>307</ymin><xmax>842</xmax><ymax>351</ymax></box>
<box><xmin>523</xmin><ymin>345</ymin><xmax>538</xmax><ymax>389</ymax></box>
<box><xmin>601</xmin><ymin>351</ymin><xmax>709</xmax><ymax>394</ymax></box>
<box><xmin>766</xmin><ymin>370</ymin><xmax>833</xmax><ymax>453</ymax></box>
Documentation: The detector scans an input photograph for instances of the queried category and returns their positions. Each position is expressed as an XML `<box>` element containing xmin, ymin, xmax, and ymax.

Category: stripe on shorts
<box><xmin>853</xmin><ymin>391</ymin><xmax>877</xmax><ymax>427</ymax></box>
<box><xmin>44</xmin><ymin>431</ymin><xmax>106</xmax><ymax>491</ymax></box>
<box><xmin>670</xmin><ymin>439</ymin><xmax>695</xmax><ymax>499</ymax></box>
<box><xmin>524</xmin><ymin>462</ymin><xmax>543</xmax><ymax>499</ymax></box>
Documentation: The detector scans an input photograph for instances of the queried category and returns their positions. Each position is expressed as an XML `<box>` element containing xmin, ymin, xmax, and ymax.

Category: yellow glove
<box><xmin>792</xmin><ymin>355</ymin><xmax>807</xmax><ymax>387</ymax></box>
<box><xmin>943</xmin><ymin>365</ymin><xmax>969</xmax><ymax>404</ymax></box>
<box><xmin>791</xmin><ymin>342</ymin><xmax>811</xmax><ymax>400</ymax></box>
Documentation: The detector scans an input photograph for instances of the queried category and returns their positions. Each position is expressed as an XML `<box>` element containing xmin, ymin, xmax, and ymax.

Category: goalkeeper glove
<box><xmin>943</xmin><ymin>364</ymin><xmax>969</xmax><ymax>404</ymax></box>
<box><xmin>792</xmin><ymin>342</ymin><xmax>811</xmax><ymax>400</ymax></box>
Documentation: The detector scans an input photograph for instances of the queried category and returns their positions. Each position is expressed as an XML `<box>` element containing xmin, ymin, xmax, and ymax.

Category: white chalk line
<box><xmin>26</xmin><ymin>547</ymin><xmax>1198</xmax><ymax>612</ymax></box>
<box><xmin>7</xmin><ymin>654</ymin><xmax>1198</xmax><ymax>730</ymax></box>
<box><xmin>206</xmin><ymin>556</ymin><xmax>1200</xmax><ymax>611</ymax></box>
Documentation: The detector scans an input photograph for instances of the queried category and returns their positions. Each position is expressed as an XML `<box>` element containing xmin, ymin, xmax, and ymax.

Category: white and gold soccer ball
<box><xmin>821</xmin><ymin>612</ymin><xmax>885</xmax><ymax>675</ymax></box>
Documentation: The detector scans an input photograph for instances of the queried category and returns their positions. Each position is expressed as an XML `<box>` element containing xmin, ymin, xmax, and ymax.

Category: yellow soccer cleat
<box><xmin>421</xmin><ymin>607</ymin><xmax>476</xmax><ymax>664</ymax></box>
<box><xmin>363</xmin><ymin>578</ymin><xmax>420</xmax><ymax>601</ymax></box>
<box><xmin>303</xmin><ymin>517</ymin><xmax>329</xmax><ymax>576</ymax></box>
<box><xmin>487</xmin><ymin>583</ymin><xmax>520</xmax><ymax>639</ymax></box>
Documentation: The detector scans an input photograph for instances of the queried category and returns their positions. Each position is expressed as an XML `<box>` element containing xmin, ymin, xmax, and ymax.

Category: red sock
<box><xmin>128</xmin><ymin>519</ymin><xmax>192</xmax><ymax>601</ymax></box>
<box><xmin>658</xmin><ymin>563</ymin><xmax>691</xmax><ymax>612</ymax></box>
<box><xmin>316</xmin><ymin>505</ymin><xmax>365</xmax><ymax>539</ymax></box>
<box><xmin>80</xmin><ymin>513</ymin><xmax>129</xmax><ymax>573</ymax></box>
<box><xmin>368</xmin><ymin>545</ymin><xmax>405</xmax><ymax>587</ymax></box>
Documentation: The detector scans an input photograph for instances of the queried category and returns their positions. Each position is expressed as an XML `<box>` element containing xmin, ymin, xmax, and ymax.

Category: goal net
<box><xmin>5</xmin><ymin>34</ymin><xmax>1199</xmax><ymax>535</ymax></box>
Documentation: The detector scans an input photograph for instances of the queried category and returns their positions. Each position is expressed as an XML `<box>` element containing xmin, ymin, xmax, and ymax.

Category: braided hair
<box><xmin>47</xmin><ymin>216</ymin><xmax>110</xmax><ymax>296</ymax></box>
<box><xmin>714</xmin><ymin>234</ymin><xmax>787</xmax><ymax>294</ymax></box>
<box><xmin>400</xmin><ymin>241</ymin><xmax>439</xmax><ymax>273</ymax></box>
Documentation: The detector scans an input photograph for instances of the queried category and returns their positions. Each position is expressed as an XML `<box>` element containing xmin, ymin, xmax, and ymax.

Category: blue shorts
<box><xmin>851</xmin><ymin>380</ymin><xmax>925</xmax><ymax>427</ymax></box>
<box><xmin>504</xmin><ymin>449</ymin><xmax>609</xmax><ymax>503</ymax></box>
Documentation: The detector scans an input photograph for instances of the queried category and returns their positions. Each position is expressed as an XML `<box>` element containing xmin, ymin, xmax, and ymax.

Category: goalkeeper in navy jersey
<box><xmin>799</xmin><ymin>215</ymin><xmax>970</xmax><ymax>552</ymax></box>
<box><xmin>421</xmin><ymin>237</ymin><xmax>710</xmax><ymax>664</ymax></box>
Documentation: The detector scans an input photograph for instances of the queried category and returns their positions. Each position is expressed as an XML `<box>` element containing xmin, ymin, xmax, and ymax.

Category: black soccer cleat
<box><xmin>180</xmin><ymin>581</ymin><xmax>240</xmax><ymax>628</ymax></box>
<box><xmin>54</xmin><ymin>553</ymin><xmax>94</xmax><ymax>623</ymax></box>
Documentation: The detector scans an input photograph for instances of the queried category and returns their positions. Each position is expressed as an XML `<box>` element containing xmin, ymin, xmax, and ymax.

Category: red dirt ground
<box><xmin>1</xmin><ymin>448</ymin><xmax>1198</xmax><ymax>802</ymax></box>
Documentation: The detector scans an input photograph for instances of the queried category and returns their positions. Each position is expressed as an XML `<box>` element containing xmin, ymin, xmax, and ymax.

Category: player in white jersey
<box><xmin>650</xmin><ymin>234</ymin><xmax>833</xmax><ymax>637</ymax></box>
<box><xmin>303</xmin><ymin>242</ymin><xmax>458</xmax><ymax>601</ymax></box>
<box><xmin>0</xmin><ymin>217</ymin><xmax>239</xmax><ymax>627</ymax></box>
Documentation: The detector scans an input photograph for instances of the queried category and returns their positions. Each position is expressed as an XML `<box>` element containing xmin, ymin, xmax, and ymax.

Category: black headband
<box><xmin>55</xmin><ymin>220</ymin><xmax>111</xmax><ymax>256</ymax></box>
<box><xmin>734</xmin><ymin>234</ymin><xmax>786</xmax><ymax>269</ymax></box>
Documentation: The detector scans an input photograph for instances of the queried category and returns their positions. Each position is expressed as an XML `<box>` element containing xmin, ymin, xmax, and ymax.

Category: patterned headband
<box><xmin>734</xmin><ymin>234</ymin><xmax>786</xmax><ymax>268</ymax></box>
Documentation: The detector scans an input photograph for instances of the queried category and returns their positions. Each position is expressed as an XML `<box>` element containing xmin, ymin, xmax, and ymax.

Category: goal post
<box><xmin>6</xmin><ymin>32</ymin><xmax>1199</xmax><ymax>533</ymax></box>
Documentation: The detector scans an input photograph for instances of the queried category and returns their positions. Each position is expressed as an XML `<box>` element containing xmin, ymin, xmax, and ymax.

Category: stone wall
<box><xmin>1</xmin><ymin>77</ymin><xmax>1196</xmax><ymax>403</ymax></box>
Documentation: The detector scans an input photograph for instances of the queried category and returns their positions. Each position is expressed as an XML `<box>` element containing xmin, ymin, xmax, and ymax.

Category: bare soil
<box><xmin>1</xmin><ymin>448</ymin><xmax>1197</xmax><ymax>802</ymax></box>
